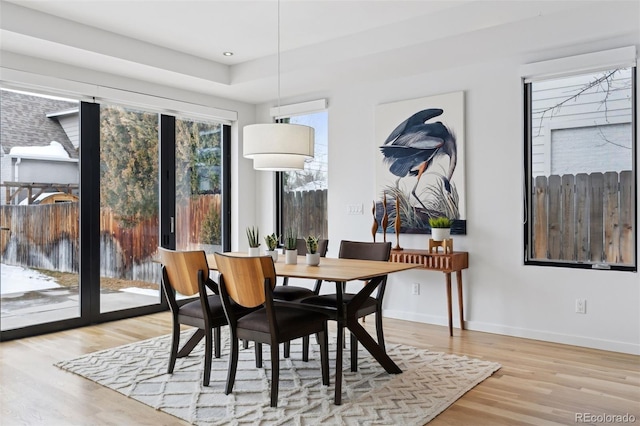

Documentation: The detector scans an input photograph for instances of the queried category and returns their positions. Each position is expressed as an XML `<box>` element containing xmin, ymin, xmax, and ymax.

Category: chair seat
<box><xmin>238</xmin><ymin>306</ymin><xmax>329</xmax><ymax>342</ymax></box>
<box><xmin>301</xmin><ymin>293</ymin><xmax>378</xmax><ymax>317</ymax></box>
<box><xmin>272</xmin><ymin>285</ymin><xmax>315</xmax><ymax>301</ymax></box>
<box><xmin>179</xmin><ymin>295</ymin><xmax>251</xmax><ymax>323</ymax></box>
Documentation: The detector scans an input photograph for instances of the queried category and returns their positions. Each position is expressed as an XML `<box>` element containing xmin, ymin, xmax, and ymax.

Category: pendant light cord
<box><xmin>276</xmin><ymin>0</ymin><xmax>281</xmax><ymax>116</ymax></box>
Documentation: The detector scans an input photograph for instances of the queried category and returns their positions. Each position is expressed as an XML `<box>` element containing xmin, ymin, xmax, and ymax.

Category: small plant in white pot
<box><xmin>428</xmin><ymin>216</ymin><xmax>453</xmax><ymax>242</ymax></box>
<box><xmin>305</xmin><ymin>235</ymin><xmax>320</xmax><ymax>266</ymax></box>
<box><xmin>264</xmin><ymin>233</ymin><xmax>279</xmax><ymax>262</ymax></box>
<box><xmin>246</xmin><ymin>226</ymin><xmax>260</xmax><ymax>256</ymax></box>
<box><xmin>284</xmin><ymin>228</ymin><xmax>298</xmax><ymax>264</ymax></box>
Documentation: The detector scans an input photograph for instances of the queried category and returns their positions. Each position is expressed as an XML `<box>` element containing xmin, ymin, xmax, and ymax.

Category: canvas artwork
<box><xmin>375</xmin><ymin>91</ymin><xmax>466</xmax><ymax>235</ymax></box>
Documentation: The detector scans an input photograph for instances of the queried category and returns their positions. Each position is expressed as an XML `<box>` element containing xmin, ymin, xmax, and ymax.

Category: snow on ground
<box><xmin>1</xmin><ymin>263</ymin><xmax>61</xmax><ymax>295</ymax></box>
<box><xmin>0</xmin><ymin>264</ymin><xmax>157</xmax><ymax>297</ymax></box>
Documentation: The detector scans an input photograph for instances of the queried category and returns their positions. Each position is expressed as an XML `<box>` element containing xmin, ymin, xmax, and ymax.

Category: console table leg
<box><xmin>456</xmin><ymin>270</ymin><xmax>464</xmax><ymax>330</ymax></box>
<box><xmin>445</xmin><ymin>272</ymin><xmax>453</xmax><ymax>336</ymax></box>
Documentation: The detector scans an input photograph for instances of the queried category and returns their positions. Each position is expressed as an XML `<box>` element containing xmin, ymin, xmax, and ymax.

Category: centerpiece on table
<box><xmin>305</xmin><ymin>235</ymin><xmax>321</xmax><ymax>266</ymax></box>
<box><xmin>264</xmin><ymin>233</ymin><xmax>279</xmax><ymax>262</ymax></box>
<box><xmin>246</xmin><ymin>226</ymin><xmax>260</xmax><ymax>256</ymax></box>
<box><xmin>284</xmin><ymin>228</ymin><xmax>298</xmax><ymax>265</ymax></box>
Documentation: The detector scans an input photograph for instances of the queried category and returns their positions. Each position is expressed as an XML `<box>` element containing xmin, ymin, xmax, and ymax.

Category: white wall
<box><xmin>341</xmin><ymin>55</ymin><xmax>639</xmax><ymax>354</ymax></box>
<box><xmin>255</xmin><ymin>43</ymin><xmax>639</xmax><ymax>354</ymax></box>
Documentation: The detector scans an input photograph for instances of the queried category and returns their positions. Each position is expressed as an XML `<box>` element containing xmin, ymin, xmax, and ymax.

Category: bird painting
<box><xmin>379</xmin><ymin>108</ymin><xmax>457</xmax><ymax>211</ymax></box>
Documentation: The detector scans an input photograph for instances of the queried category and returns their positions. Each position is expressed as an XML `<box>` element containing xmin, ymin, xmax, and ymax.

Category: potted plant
<box><xmin>246</xmin><ymin>226</ymin><xmax>260</xmax><ymax>256</ymax></box>
<box><xmin>264</xmin><ymin>233</ymin><xmax>279</xmax><ymax>262</ymax></box>
<box><xmin>284</xmin><ymin>228</ymin><xmax>298</xmax><ymax>264</ymax></box>
<box><xmin>305</xmin><ymin>235</ymin><xmax>321</xmax><ymax>266</ymax></box>
<box><xmin>428</xmin><ymin>216</ymin><xmax>453</xmax><ymax>241</ymax></box>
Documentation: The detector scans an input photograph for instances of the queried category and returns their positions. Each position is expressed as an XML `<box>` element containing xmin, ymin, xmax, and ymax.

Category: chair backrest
<box><xmin>338</xmin><ymin>240</ymin><xmax>391</xmax><ymax>262</ymax></box>
<box><xmin>295</xmin><ymin>238</ymin><xmax>329</xmax><ymax>256</ymax></box>
<box><xmin>214</xmin><ymin>253</ymin><xmax>276</xmax><ymax>308</ymax></box>
<box><xmin>157</xmin><ymin>247</ymin><xmax>209</xmax><ymax>296</ymax></box>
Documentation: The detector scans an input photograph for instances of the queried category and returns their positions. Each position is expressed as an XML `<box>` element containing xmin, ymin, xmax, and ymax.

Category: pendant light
<box><xmin>243</xmin><ymin>0</ymin><xmax>315</xmax><ymax>171</ymax></box>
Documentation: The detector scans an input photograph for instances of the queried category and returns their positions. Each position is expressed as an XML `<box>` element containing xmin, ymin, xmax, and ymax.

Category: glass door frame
<box><xmin>0</xmin><ymin>104</ymin><xmax>231</xmax><ymax>340</ymax></box>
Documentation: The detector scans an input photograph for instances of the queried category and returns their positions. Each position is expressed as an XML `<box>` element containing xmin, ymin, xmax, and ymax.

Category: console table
<box><xmin>389</xmin><ymin>249</ymin><xmax>469</xmax><ymax>336</ymax></box>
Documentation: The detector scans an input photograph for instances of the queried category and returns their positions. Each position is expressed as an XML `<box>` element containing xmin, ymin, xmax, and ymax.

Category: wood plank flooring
<box><xmin>1</xmin><ymin>313</ymin><xmax>638</xmax><ymax>425</ymax></box>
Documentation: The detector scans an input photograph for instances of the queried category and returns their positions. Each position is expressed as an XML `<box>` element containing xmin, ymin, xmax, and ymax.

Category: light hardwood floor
<box><xmin>1</xmin><ymin>313</ymin><xmax>638</xmax><ymax>425</ymax></box>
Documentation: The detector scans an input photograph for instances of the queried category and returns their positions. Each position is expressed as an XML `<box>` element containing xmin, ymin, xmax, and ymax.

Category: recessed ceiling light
<box><xmin>223</xmin><ymin>52</ymin><xmax>233</xmax><ymax>57</ymax></box>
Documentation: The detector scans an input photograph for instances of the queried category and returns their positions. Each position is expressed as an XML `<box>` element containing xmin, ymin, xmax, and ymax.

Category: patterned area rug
<box><xmin>55</xmin><ymin>330</ymin><xmax>500</xmax><ymax>425</ymax></box>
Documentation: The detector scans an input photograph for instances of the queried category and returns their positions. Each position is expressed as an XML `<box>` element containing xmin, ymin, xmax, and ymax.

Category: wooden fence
<box><xmin>282</xmin><ymin>189</ymin><xmax>328</xmax><ymax>238</ymax></box>
<box><xmin>532</xmin><ymin>171</ymin><xmax>634</xmax><ymax>264</ymax></box>
<box><xmin>0</xmin><ymin>194</ymin><xmax>221</xmax><ymax>279</ymax></box>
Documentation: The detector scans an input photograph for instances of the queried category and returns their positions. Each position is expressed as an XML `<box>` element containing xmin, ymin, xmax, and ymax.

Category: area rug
<box><xmin>55</xmin><ymin>330</ymin><xmax>501</xmax><ymax>425</ymax></box>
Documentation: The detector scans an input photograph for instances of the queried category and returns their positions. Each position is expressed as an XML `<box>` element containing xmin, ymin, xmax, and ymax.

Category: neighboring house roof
<box><xmin>0</xmin><ymin>90</ymin><xmax>78</xmax><ymax>158</ymax></box>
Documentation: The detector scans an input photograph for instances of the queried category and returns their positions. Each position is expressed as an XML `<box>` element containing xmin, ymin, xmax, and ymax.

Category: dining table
<box><xmin>206</xmin><ymin>252</ymin><xmax>418</xmax><ymax>405</ymax></box>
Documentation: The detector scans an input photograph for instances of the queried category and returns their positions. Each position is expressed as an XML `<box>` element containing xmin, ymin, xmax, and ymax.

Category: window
<box><xmin>0</xmin><ymin>86</ymin><xmax>231</xmax><ymax>339</ymax></box>
<box><xmin>277</xmin><ymin>110</ymin><xmax>328</xmax><ymax>240</ymax></box>
<box><xmin>524</xmin><ymin>65</ymin><xmax>636</xmax><ymax>271</ymax></box>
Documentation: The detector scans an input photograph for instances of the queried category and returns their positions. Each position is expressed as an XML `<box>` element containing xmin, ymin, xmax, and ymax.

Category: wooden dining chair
<box><xmin>301</xmin><ymin>240</ymin><xmax>392</xmax><ymax>372</ymax></box>
<box><xmin>157</xmin><ymin>247</ymin><xmax>250</xmax><ymax>386</ymax></box>
<box><xmin>214</xmin><ymin>252</ymin><xmax>330</xmax><ymax>408</ymax></box>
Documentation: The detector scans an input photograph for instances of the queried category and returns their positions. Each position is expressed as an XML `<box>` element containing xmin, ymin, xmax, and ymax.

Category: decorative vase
<box><xmin>431</xmin><ymin>228</ymin><xmax>451</xmax><ymax>242</ymax></box>
<box><xmin>265</xmin><ymin>250</ymin><xmax>278</xmax><ymax>262</ymax></box>
<box><xmin>306</xmin><ymin>252</ymin><xmax>320</xmax><ymax>266</ymax></box>
<box><xmin>248</xmin><ymin>247</ymin><xmax>260</xmax><ymax>256</ymax></box>
<box><xmin>285</xmin><ymin>249</ymin><xmax>298</xmax><ymax>265</ymax></box>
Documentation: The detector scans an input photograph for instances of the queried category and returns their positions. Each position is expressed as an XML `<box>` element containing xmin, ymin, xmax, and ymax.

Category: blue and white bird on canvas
<box><xmin>379</xmin><ymin>108</ymin><xmax>457</xmax><ymax>210</ymax></box>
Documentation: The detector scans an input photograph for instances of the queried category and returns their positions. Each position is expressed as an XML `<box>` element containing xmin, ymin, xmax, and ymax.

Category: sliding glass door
<box><xmin>0</xmin><ymin>89</ymin><xmax>81</xmax><ymax>331</ymax></box>
<box><xmin>99</xmin><ymin>104</ymin><xmax>162</xmax><ymax>313</ymax></box>
<box><xmin>0</xmin><ymin>89</ymin><xmax>231</xmax><ymax>340</ymax></box>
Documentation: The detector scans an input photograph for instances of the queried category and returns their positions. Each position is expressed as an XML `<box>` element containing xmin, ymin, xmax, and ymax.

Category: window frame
<box><xmin>275</xmin><ymin>111</ymin><xmax>328</xmax><ymax>241</ymax></box>
<box><xmin>523</xmin><ymin>67</ymin><xmax>637</xmax><ymax>272</ymax></box>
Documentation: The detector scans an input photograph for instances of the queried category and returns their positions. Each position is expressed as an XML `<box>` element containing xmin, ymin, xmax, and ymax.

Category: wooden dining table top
<box><xmin>206</xmin><ymin>252</ymin><xmax>418</xmax><ymax>282</ymax></box>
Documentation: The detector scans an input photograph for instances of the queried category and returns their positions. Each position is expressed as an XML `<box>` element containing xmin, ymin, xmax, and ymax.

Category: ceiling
<box><xmin>1</xmin><ymin>1</ymin><xmax>638</xmax><ymax>104</ymax></box>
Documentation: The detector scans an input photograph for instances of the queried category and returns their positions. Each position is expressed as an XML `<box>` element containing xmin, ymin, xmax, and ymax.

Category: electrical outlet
<box><xmin>575</xmin><ymin>298</ymin><xmax>586</xmax><ymax>314</ymax></box>
<box><xmin>412</xmin><ymin>283</ymin><xmax>420</xmax><ymax>295</ymax></box>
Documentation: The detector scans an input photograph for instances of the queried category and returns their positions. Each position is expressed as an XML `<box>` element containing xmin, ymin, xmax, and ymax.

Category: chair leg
<box><xmin>302</xmin><ymin>336</ymin><xmax>310</xmax><ymax>362</ymax></box>
<box><xmin>284</xmin><ymin>341</ymin><xmax>290</xmax><ymax>358</ymax></box>
<box><xmin>243</xmin><ymin>339</ymin><xmax>249</xmax><ymax>350</ymax></box>
<box><xmin>168</xmin><ymin>321</ymin><xmax>180</xmax><ymax>374</ymax></box>
<box><xmin>350</xmin><ymin>332</ymin><xmax>358</xmax><ymax>372</ymax></box>
<box><xmin>319</xmin><ymin>328</ymin><xmax>330</xmax><ymax>386</ymax></box>
<box><xmin>375</xmin><ymin>310</ymin><xmax>386</xmax><ymax>352</ymax></box>
<box><xmin>270</xmin><ymin>344</ymin><xmax>280</xmax><ymax>407</ymax></box>
<box><xmin>255</xmin><ymin>342</ymin><xmax>263</xmax><ymax>367</ymax></box>
<box><xmin>203</xmin><ymin>328</ymin><xmax>213</xmax><ymax>386</ymax></box>
<box><xmin>225</xmin><ymin>337</ymin><xmax>239</xmax><ymax>395</ymax></box>
<box><xmin>214</xmin><ymin>326</ymin><xmax>221</xmax><ymax>358</ymax></box>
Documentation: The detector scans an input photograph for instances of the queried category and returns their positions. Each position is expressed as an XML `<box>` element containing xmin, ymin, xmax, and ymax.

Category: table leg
<box><xmin>445</xmin><ymin>272</ymin><xmax>453</xmax><ymax>336</ymax></box>
<box><xmin>456</xmin><ymin>270</ymin><xmax>464</xmax><ymax>330</ymax></box>
<box><xmin>346</xmin><ymin>318</ymin><xmax>401</xmax><ymax>374</ymax></box>
<box><xmin>334</xmin><ymin>281</ymin><xmax>344</xmax><ymax>405</ymax></box>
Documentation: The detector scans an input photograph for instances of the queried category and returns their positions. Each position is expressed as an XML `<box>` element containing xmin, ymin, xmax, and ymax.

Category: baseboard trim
<box><xmin>383</xmin><ymin>310</ymin><xmax>640</xmax><ymax>355</ymax></box>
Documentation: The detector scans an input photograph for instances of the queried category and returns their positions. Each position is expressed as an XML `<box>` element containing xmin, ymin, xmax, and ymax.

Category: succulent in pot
<box><xmin>305</xmin><ymin>235</ymin><xmax>320</xmax><ymax>266</ymax></box>
<box><xmin>246</xmin><ymin>226</ymin><xmax>260</xmax><ymax>255</ymax></box>
<box><xmin>284</xmin><ymin>228</ymin><xmax>298</xmax><ymax>264</ymax></box>
<box><xmin>264</xmin><ymin>233</ymin><xmax>279</xmax><ymax>261</ymax></box>
<box><xmin>428</xmin><ymin>216</ymin><xmax>453</xmax><ymax>241</ymax></box>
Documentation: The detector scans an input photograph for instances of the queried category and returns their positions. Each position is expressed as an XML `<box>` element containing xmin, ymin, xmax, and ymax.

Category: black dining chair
<box><xmin>272</xmin><ymin>238</ymin><xmax>329</xmax><ymax>300</ymax></box>
<box><xmin>157</xmin><ymin>247</ymin><xmax>251</xmax><ymax>386</ymax></box>
<box><xmin>300</xmin><ymin>240</ymin><xmax>392</xmax><ymax>371</ymax></box>
<box><xmin>272</xmin><ymin>238</ymin><xmax>329</xmax><ymax>359</ymax></box>
<box><xmin>214</xmin><ymin>252</ymin><xmax>330</xmax><ymax>408</ymax></box>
